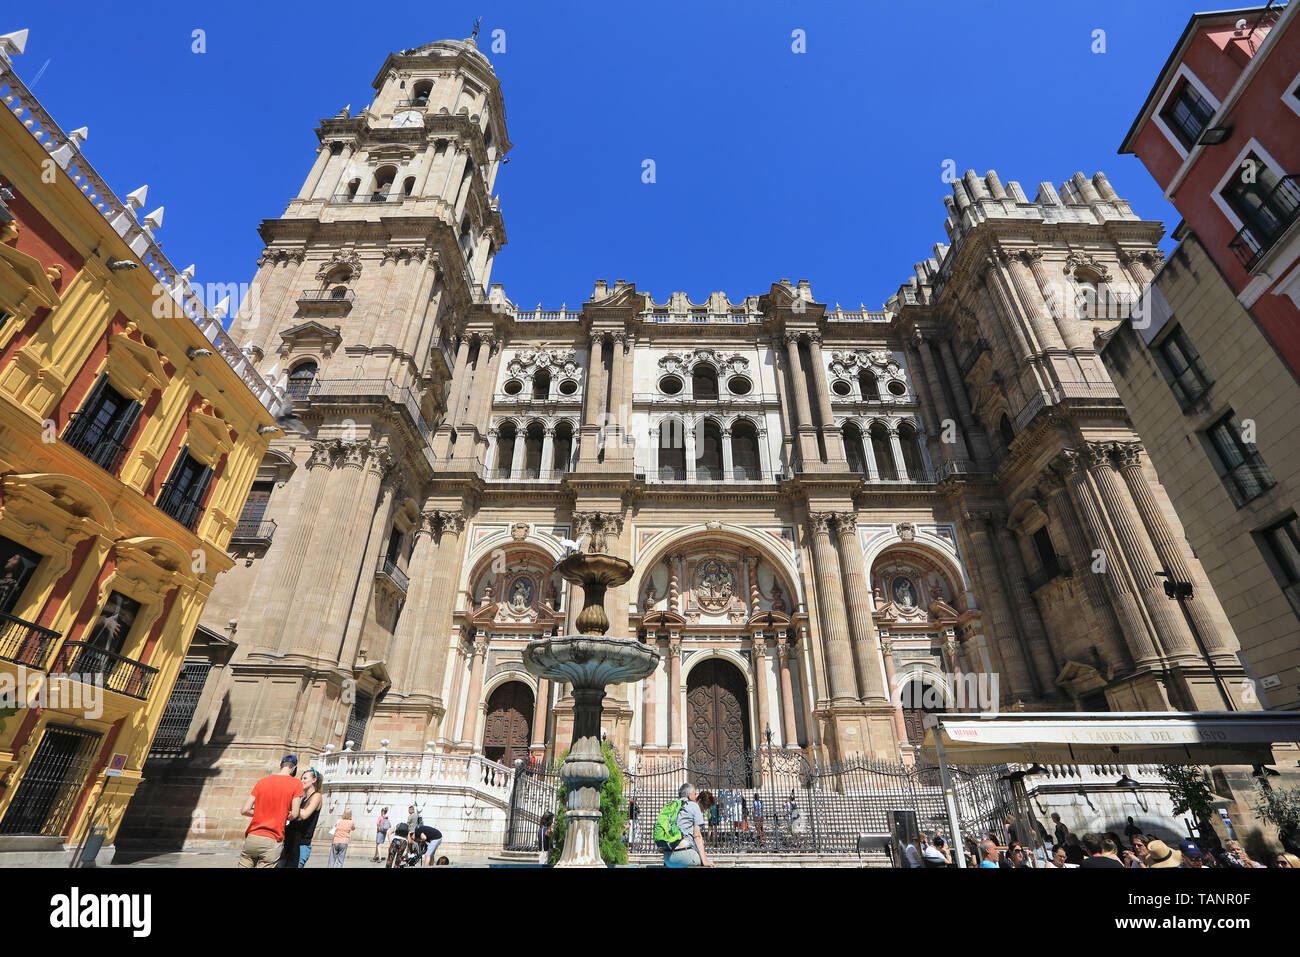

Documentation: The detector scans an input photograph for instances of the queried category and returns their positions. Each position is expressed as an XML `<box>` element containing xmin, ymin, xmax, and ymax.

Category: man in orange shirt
<box><xmin>238</xmin><ymin>755</ymin><xmax>304</xmax><ymax>867</ymax></box>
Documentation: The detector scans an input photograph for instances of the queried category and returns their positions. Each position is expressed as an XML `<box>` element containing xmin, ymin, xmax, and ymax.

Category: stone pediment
<box><xmin>278</xmin><ymin>320</ymin><xmax>342</xmax><ymax>354</ymax></box>
<box><xmin>186</xmin><ymin>401</ymin><xmax>236</xmax><ymax>466</ymax></box>
<box><xmin>107</xmin><ymin>326</ymin><xmax>169</xmax><ymax>402</ymax></box>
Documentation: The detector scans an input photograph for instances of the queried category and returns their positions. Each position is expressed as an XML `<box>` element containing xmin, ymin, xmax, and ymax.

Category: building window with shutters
<box><xmin>1256</xmin><ymin>513</ymin><xmax>1300</xmax><ymax>622</ymax></box>
<box><xmin>1200</xmin><ymin>411</ymin><xmax>1276</xmax><ymax>507</ymax></box>
<box><xmin>156</xmin><ymin>448</ymin><xmax>214</xmax><ymax>531</ymax></box>
<box><xmin>1155</xmin><ymin>325</ymin><xmax>1214</xmax><ymax>409</ymax></box>
<box><xmin>1159</xmin><ymin>78</ymin><xmax>1214</xmax><ymax>149</ymax></box>
<box><xmin>61</xmin><ymin>374</ymin><xmax>143</xmax><ymax>475</ymax></box>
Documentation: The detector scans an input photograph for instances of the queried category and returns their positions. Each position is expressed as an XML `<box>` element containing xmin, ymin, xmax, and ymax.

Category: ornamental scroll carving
<box><xmin>657</xmin><ymin>349</ymin><xmax>750</xmax><ymax>377</ymax></box>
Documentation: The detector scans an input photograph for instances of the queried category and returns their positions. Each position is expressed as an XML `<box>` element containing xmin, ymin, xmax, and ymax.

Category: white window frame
<box><xmin>1152</xmin><ymin>63</ymin><xmax>1222</xmax><ymax>160</ymax></box>
<box><xmin>1211</xmin><ymin>136</ymin><xmax>1287</xmax><ymax>233</ymax></box>
<box><xmin>1281</xmin><ymin>66</ymin><xmax>1300</xmax><ymax>120</ymax></box>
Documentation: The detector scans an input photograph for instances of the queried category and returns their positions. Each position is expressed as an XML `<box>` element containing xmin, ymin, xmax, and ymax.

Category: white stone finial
<box><xmin>425</xmin><ymin>741</ymin><xmax>436</xmax><ymax>753</ymax></box>
<box><xmin>67</xmin><ymin>126</ymin><xmax>88</xmax><ymax>148</ymax></box>
<box><xmin>181</xmin><ymin>263</ymin><xmax>196</xmax><ymax>281</ymax></box>
<box><xmin>0</xmin><ymin>29</ymin><xmax>28</xmax><ymax>64</ymax></box>
<box><xmin>212</xmin><ymin>295</ymin><xmax>230</xmax><ymax>320</ymax></box>
<box><xmin>379</xmin><ymin>738</ymin><xmax>390</xmax><ymax>751</ymax></box>
<box><xmin>125</xmin><ymin>185</ymin><xmax>148</xmax><ymax>209</ymax></box>
<box><xmin>344</xmin><ymin>739</ymin><xmax>355</xmax><ymax>751</ymax></box>
<box><xmin>142</xmin><ymin>206</ymin><xmax>164</xmax><ymax>230</ymax></box>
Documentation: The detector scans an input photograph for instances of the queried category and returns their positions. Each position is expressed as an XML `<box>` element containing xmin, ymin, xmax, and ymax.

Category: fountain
<box><xmin>523</xmin><ymin>548</ymin><xmax>659</xmax><ymax>867</ymax></box>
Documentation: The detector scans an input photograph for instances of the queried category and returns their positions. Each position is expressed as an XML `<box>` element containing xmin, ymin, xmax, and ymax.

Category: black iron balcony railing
<box><xmin>395</xmin><ymin>98</ymin><xmax>430</xmax><ymax>109</ymax></box>
<box><xmin>156</xmin><ymin>482</ymin><xmax>204</xmax><ymax>532</ymax></box>
<box><xmin>231</xmin><ymin>519</ymin><xmax>277</xmax><ymax>546</ymax></box>
<box><xmin>62</xmin><ymin>409</ymin><xmax>132</xmax><ymax>475</ymax></box>
<box><xmin>50</xmin><ymin>641</ymin><xmax>159</xmax><ymax>700</ymax></box>
<box><xmin>377</xmin><ymin>557</ymin><xmax>409</xmax><ymax>594</ymax></box>
<box><xmin>297</xmin><ymin>288</ymin><xmax>355</xmax><ymax>303</ymax></box>
<box><xmin>0</xmin><ymin>612</ymin><xmax>61</xmax><ymax>669</ymax></box>
<box><xmin>330</xmin><ymin>191</ymin><xmax>407</xmax><ymax>205</ymax></box>
<box><xmin>1228</xmin><ymin>175</ymin><xmax>1300</xmax><ymax>271</ymax></box>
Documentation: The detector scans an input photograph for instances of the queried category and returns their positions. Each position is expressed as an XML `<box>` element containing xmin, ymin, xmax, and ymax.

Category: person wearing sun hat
<box><xmin>1144</xmin><ymin>839</ymin><xmax>1182</xmax><ymax>869</ymax></box>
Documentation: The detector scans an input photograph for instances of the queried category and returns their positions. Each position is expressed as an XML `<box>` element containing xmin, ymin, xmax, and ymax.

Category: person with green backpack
<box><xmin>654</xmin><ymin>782</ymin><xmax>714</xmax><ymax>868</ymax></box>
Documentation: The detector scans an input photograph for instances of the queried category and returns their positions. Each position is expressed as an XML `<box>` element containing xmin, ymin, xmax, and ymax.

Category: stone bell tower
<box><xmin>160</xmin><ymin>36</ymin><xmax>512</xmax><ymax>840</ymax></box>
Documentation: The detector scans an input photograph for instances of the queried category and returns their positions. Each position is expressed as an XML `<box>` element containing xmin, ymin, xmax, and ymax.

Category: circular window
<box><xmin>887</xmin><ymin>380</ymin><xmax>907</xmax><ymax>397</ymax></box>
<box><xmin>831</xmin><ymin>379</ymin><xmax>852</xmax><ymax>397</ymax></box>
<box><xmin>727</xmin><ymin>376</ymin><xmax>752</xmax><ymax>396</ymax></box>
<box><xmin>558</xmin><ymin>379</ymin><xmax>578</xmax><ymax>396</ymax></box>
<box><xmin>503</xmin><ymin>379</ymin><xmax>523</xmax><ymax>395</ymax></box>
<box><xmin>659</xmin><ymin>375</ymin><xmax>683</xmax><ymax>395</ymax></box>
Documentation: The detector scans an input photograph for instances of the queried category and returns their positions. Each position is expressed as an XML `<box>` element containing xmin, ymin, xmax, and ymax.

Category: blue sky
<box><xmin>9</xmin><ymin>0</ymin><xmax>1209</xmax><ymax>314</ymax></box>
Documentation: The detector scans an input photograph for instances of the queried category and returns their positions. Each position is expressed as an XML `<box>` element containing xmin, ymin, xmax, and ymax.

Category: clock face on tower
<box><xmin>391</xmin><ymin>110</ymin><xmax>422</xmax><ymax>129</ymax></box>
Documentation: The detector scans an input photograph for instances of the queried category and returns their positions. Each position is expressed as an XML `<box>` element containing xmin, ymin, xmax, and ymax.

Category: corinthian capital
<box><xmin>1054</xmin><ymin>449</ymin><xmax>1085</xmax><ymax>477</ymax></box>
<box><xmin>1082</xmin><ymin>441</ymin><xmax>1113</xmax><ymax>470</ymax></box>
<box><xmin>1111</xmin><ymin>441</ymin><xmax>1144</xmax><ymax>470</ymax></box>
<box><xmin>308</xmin><ymin>440</ymin><xmax>339</xmax><ymax>469</ymax></box>
<box><xmin>831</xmin><ymin>511</ymin><xmax>859</xmax><ymax>537</ymax></box>
<box><xmin>809</xmin><ymin>512</ymin><xmax>835</xmax><ymax>535</ymax></box>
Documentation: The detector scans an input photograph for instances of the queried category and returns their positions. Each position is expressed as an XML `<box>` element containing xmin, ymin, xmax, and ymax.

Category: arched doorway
<box><xmin>899</xmin><ymin>677</ymin><xmax>945</xmax><ymax>748</ymax></box>
<box><xmin>482</xmin><ymin>681</ymin><xmax>534</xmax><ymax>767</ymax></box>
<box><xmin>686</xmin><ymin>658</ymin><xmax>751</xmax><ymax>768</ymax></box>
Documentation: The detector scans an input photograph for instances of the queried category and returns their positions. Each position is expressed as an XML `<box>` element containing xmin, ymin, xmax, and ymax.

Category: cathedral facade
<box><xmin>125</xmin><ymin>36</ymin><xmax>1255</xmax><ymax>844</ymax></box>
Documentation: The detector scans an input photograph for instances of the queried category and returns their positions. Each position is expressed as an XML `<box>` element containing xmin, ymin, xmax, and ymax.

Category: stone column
<box><xmin>911</xmin><ymin>331</ymin><xmax>968</xmax><ymax>462</ymax></box>
<box><xmin>752</xmin><ymin>637</ymin><xmax>771</xmax><ymax>740</ymax></box>
<box><xmin>936</xmin><ymin>337</ymin><xmax>989</xmax><ymax>460</ymax></box>
<box><xmin>608</xmin><ymin>332</ymin><xmax>627</xmax><ymax>434</ymax></box>
<box><xmin>541</xmin><ymin>427</ymin><xmax>555</xmax><ymax>476</ymax></box>
<box><xmin>1040</xmin><ymin>470</ymin><xmax>1132</xmax><ymax>674</ymax></box>
<box><xmin>684</xmin><ymin>419</ymin><xmax>698</xmax><ymax>482</ymax></box>
<box><xmin>1083</xmin><ymin>442</ymin><xmax>1197</xmax><ymax>661</ymax></box>
<box><xmin>298</xmin><ymin>145</ymin><xmax>332</xmax><ymax>200</ymax></box>
<box><xmin>879</xmin><ymin>639</ymin><xmax>909</xmax><ymax>741</ymax></box>
<box><xmin>963</xmin><ymin>511</ymin><xmax>1036</xmax><ymax>701</ymax></box>
<box><xmin>389</xmin><ymin>512</ymin><xmax>438</xmax><ymax>690</ymax></box>
<box><xmin>887</xmin><ymin>427</ymin><xmax>908</xmax><ymax>481</ymax></box>
<box><xmin>458</xmin><ymin>638</ymin><xmax>489</xmax><ymax>747</ymax></box>
<box><xmin>833</xmin><ymin>512</ymin><xmax>889</xmax><ymax>703</ymax></box>
<box><xmin>1025</xmin><ymin>250</ymin><xmax>1090</xmax><ymax>352</ymax></box>
<box><xmin>770</xmin><ymin>335</ymin><xmax>797</xmax><ymax>468</ymax></box>
<box><xmin>784</xmin><ymin>332</ymin><xmax>819</xmax><ymax>467</ymax></box>
<box><xmin>417</xmin><ymin>510</ymin><xmax>467</xmax><ymax>702</ymax></box>
<box><xmin>339</xmin><ymin>478</ymin><xmax>398</xmax><ymax>666</ymax></box>
<box><xmin>942</xmin><ymin>637</ymin><xmax>964</xmax><ymax>710</ymax></box>
<box><xmin>1120</xmin><ymin>250</ymin><xmax>1158</xmax><ymax>288</ymax></box>
<box><xmin>531</xmin><ymin>678</ymin><xmax>550</xmax><ymax>751</ymax></box>
<box><xmin>667</xmin><ymin>640</ymin><xmax>683</xmax><ymax>749</ymax></box>
<box><xmin>510</xmin><ymin>430</ymin><xmax>525</xmax><ymax>478</ymax></box>
<box><xmin>809</xmin><ymin>512</ymin><xmax>859</xmax><ymax>704</ymax></box>
<box><xmin>578</xmin><ymin>334</ymin><xmax>606</xmax><ymax>463</ymax></box>
<box><xmin>860</xmin><ymin>429</ymin><xmax>879</xmax><ymax>480</ymax></box>
<box><xmin>1005</xmin><ymin>251</ymin><xmax>1066</xmax><ymax>351</ymax></box>
<box><xmin>806</xmin><ymin>334</ymin><xmax>845</xmax><ymax>461</ymax></box>
<box><xmin>642</xmin><ymin>643</ymin><xmax>658</xmax><ymax>748</ymax></box>
<box><xmin>1056</xmin><ymin>450</ymin><xmax>1161</xmax><ymax>666</ymax></box>
<box><xmin>777</xmin><ymin>639</ymin><xmax>799</xmax><ymax>748</ymax></box>
<box><xmin>252</xmin><ymin>441</ymin><xmax>337</xmax><ymax>655</ymax></box>
<box><xmin>312</xmin><ymin>142</ymin><xmax>354</xmax><ymax>201</ymax></box>
<box><xmin>721</xmin><ymin>427</ymin><xmax>735</xmax><ymax>480</ymax></box>
<box><xmin>469</xmin><ymin>335</ymin><xmax>501</xmax><ymax>435</ymax></box>
<box><xmin>992</xmin><ymin>521</ymin><xmax>1059</xmax><ymax>697</ymax></box>
<box><xmin>1113</xmin><ymin>443</ymin><xmax>1227</xmax><ymax>655</ymax></box>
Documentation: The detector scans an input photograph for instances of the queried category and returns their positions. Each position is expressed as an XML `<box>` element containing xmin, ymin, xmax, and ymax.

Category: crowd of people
<box><xmin>236</xmin><ymin>756</ymin><xmax>451</xmax><ymax>867</ymax></box>
<box><xmin>905</xmin><ymin>812</ymin><xmax>1300</xmax><ymax>870</ymax></box>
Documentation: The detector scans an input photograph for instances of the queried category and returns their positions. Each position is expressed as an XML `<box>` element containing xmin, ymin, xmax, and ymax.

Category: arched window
<box><xmin>412</xmin><ymin>81</ymin><xmax>433</xmax><ymax>107</ymax></box>
<box><xmin>532</xmin><ymin>369</ymin><xmax>551</xmax><ymax>400</ymax></box>
<box><xmin>553</xmin><ymin>421</ymin><xmax>574</xmax><ymax>474</ymax></box>
<box><xmin>691</xmin><ymin>364</ymin><xmax>718</xmax><ymax>400</ymax></box>
<box><xmin>731</xmin><ymin>419</ymin><xmax>761</xmax><ymax>480</ymax></box>
<box><xmin>859</xmin><ymin>370</ymin><xmax>879</xmax><ymax>400</ymax></box>
<box><xmin>899</xmin><ymin>422</ymin><xmax>926</xmax><ymax>480</ymax></box>
<box><xmin>697</xmin><ymin>419</ymin><xmax>723</xmax><ymax>480</ymax></box>
<box><xmin>900</xmin><ymin>678</ymin><xmax>946</xmax><ymax>747</ymax></box>
<box><xmin>998</xmin><ymin>414</ymin><xmax>1015</xmax><ymax>449</ymax></box>
<box><xmin>843</xmin><ymin>422</ymin><xmax>866</xmax><ymax>475</ymax></box>
<box><xmin>371</xmin><ymin>166</ymin><xmax>397</xmax><ymax>202</ymax></box>
<box><xmin>658</xmin><ymin>419</ymin><xmax>686</xmax><ymax>480</ymax></box>
<box><xmin>322</xmin><ymin>265</ymin><xmax>351</xmax><ymax>300</ymax></box>
<box><xmin>286</xmin><ymin>361</ymin><xmax>317</xmax><ymax>399</ymax></box>
<box><xmin>870</xmin><ymin>423</ymin><xmax>895</xmax><ymax>480</ymax></box>
<box><xmin>495</xmin><ymin>422</ymin><xmax>517</xmax><ymax>478</ymax></box>
<box><xmin>345</xmin><ymin>177</ymin><xmax>360</xmax><ymax>201</ymax></box>
<box><xmin>459</xmin><ymin>218</ymin><xmax>474</xmax><ymax>260</ymax></box>
<box><xmin>402</xmin><ymin>176</ymin><xmax>415</xmax><ymax>197</ymax></box>
<box><xmin>523</xmin><ymin>423</ymin><xmax>544</xmax><ymax>479</ymax></box>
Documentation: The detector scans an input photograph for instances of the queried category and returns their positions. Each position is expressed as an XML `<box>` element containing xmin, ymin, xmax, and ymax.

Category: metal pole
<box><xmin>932</xmin><ymin>720</ymin><xmax>966</xmax><ymax>869</ymax></box>
<box><xmin>69</xmin><ymin>777</ymin><xmax>106</xmax><ymax>869</ymax></box>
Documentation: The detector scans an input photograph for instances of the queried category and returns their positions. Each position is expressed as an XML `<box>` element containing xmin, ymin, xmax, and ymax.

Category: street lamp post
<box><xmin>1155</xmin><ymin>571</ymin><xmax>1234</xmax><ymax>711</ymax></box>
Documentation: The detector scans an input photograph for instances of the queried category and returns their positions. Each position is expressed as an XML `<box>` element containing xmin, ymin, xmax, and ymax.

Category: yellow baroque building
<box><xmin>0</xmin><ymin>52</ymin><xmax>279</xmax><ymax>861</ymax></box>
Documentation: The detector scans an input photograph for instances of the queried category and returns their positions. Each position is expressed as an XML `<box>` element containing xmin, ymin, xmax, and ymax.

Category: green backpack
<box><xmin>654</xmin><ymin>799</ymin><xmax>684</xmax><ymax>851</ymax></box>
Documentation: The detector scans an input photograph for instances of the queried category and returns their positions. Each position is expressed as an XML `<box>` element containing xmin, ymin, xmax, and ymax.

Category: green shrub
<box><xmin>548</xmin><ymin>741</ymin><xmax>627</xmax><ymax>866</ymax></box>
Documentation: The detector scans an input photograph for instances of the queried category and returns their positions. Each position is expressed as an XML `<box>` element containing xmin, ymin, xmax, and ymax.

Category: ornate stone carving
<box><xmin>1063</xmin><ymin>251</ymin><xmax>1111</xmax><ymax>281</ymax></box>
<box><xmin>1082</xmin><ymin>441</ymin><xmax>1112</xmax><ymax>470</ymax></box>
<box><xmin>506</xmin><ymin>348</ymin><xmax>579</xmax><ymax>379</ymax></box>
<box><xmin>572</xmin><ymin>511</ymin><xmax>623</xmax><ymax>553</ymax></box>
<box><xmin>308</xmin><ymin>440</ymin><xmax>339</xmax><ymax>469</ymax></box>
<box><xmin>896</xmin><ymin>521</ymin><xmax>917</xmax><ymax>542</ymax></box>
<box><xmin>314</xmin><ymin>250</ymin><xmax>363</xmax><ymax>281</ymax></box>
<box><xmin>809</xmin><ymin>512</ymin><xmax>835</xmax><ymax>535</ymax></box>
<box><xmin>656</xmin><ymin>348</ymin><xmax>750</xmax><ymax>378</ymax></box>
<box><xmin>693</xmin><ymin>557</ymin><xmax>736</xmax><ymax>612</ymax></box>
<box><xmin>1111</xmin><ymin>441</ymin><xmax>1143</xmax><ymax>470</ymax></box>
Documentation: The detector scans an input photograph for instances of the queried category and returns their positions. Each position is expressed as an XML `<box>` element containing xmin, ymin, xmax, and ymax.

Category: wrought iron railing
<box><xmin>50</xmin><ymin>641</ymin><xmax>159</xmax><ymax>700</ymax></box>
<box><xmin>1227</xmin><ymin>174</ymin><xmax>1300</xmax><ymax>271</ymax></box>
<box><xmin>0</xmin><ymin>612</ymin><xmax>61</xmax><ymax>669</ymax></box>
<box><xmin>231</xmin><ymin>519</ymin><xmax>277</xmax><ymax>546</ymax></box>
<box><xmin>297</xmin><ymin>288</ymin><xmax>355</xmax><ymax>303</ymax></box>
<box><xmin>61</xmin><ymin>409</ymin><xmax>132</xmax><ymax>474</ymax></box>
<box><xmin>395</xmin><ymin>98</ymin><xmax>430</xmax><ymax>109</ymax></box>
<box><xmin>377</xmin><ymin>557</ymin><xmax>409</xmax><ymax>594</ymax></box>
<box><xmin>156</xmin><ymin>481</ymin><xmax>204</xmax><ymax>531</ymax></box>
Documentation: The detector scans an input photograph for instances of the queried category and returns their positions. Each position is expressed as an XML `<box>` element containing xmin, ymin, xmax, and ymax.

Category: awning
<box><xmin>918</xmin><ymin>712</ymin><xmax>1300</xmax><ymax>766</ymax></box>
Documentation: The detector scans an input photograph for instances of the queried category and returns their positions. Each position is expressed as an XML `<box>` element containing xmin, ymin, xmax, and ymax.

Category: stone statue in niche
<box><xmin>508</xmin><ymin>576</ymin><xmax>533</xmax><ymax>613</ymax></box>
<box><xmin>771</xmin><ymin>582</ymin><xmax>787</xmax><ymax>614</ymax></box>
<box><xmin>695</xmin><ymin>558</ymin><xmax>735</xmax><ymax>612</ymax></box>
<box><xmin>892</xmin><ymin>577</ymin><xmax>917</xmax><ymax>609</ymax></box>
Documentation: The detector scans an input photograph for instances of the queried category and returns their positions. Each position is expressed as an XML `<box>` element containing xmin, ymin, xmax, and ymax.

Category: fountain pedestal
<box><xmin>523</xmin><ymin>552</ymin><xmax>659</xmax><ymax>868</ymax></box>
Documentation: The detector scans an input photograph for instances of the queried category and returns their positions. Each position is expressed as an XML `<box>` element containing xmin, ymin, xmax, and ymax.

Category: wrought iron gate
<box><xmin>0</xmin><ymin>725</ymin><xmax>102</xmax><ymax>836</ymax></box>
<box><xmin>503</xmin><ymin>747</ymin><xmax>1026</xmax><ymax>862</ymax></box>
